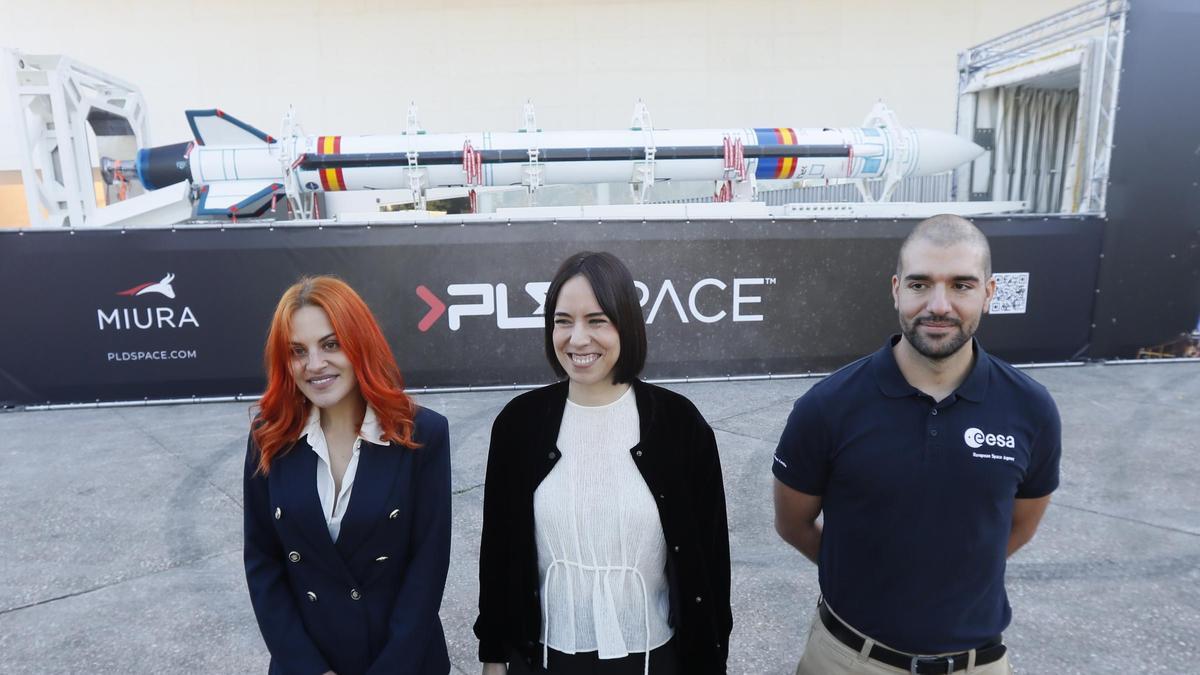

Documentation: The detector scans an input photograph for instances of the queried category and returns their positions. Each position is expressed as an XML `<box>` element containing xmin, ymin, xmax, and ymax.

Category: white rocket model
<box><xmin>108</xmin><ymin>102</ymin><xmax>982</xmax><ymax>218</ymax></box>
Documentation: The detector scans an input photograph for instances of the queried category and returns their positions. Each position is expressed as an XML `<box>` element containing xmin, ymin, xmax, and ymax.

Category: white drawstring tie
<box><xmin>541</xmin><ymin>557</ymin><xmax>653</xmax><ymax>675</ymax></box>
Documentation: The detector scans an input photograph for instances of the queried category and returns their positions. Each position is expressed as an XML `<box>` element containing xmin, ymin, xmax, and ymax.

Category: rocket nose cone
<box><xmin>913</xmin><ymin>130</ymin><xmax>984</xmax><ymax>175</ymax></box>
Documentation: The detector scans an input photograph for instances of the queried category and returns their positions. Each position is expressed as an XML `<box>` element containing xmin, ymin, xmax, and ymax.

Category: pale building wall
<box><xmin>0</xmin><ymin>0</ymin><xmax>1082</xmax><ymax>225</ymax></box>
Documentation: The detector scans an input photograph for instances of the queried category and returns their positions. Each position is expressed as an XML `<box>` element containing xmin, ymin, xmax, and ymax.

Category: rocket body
<box><xmin>131</xmin><ymin>108</ymin><xmax>982</xmax><ymax>217</ymax></box>
<box><xmin>294</xmin><ymin>127</ymin><xmax>873</xmax><ymax>189</ymax></box>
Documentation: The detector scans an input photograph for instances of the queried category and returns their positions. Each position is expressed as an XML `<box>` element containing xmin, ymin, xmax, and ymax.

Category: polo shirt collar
<box><xmin>956</xmin><ymin>341</ymin><xmax>991</xmax><ymax>402</ymax></box>
<box><xmin>872</xmin><ymin>334</ymin><xmax>991</xmax><ymax>402</ymax></box>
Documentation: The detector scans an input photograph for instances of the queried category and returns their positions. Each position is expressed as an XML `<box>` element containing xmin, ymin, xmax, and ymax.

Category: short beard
<box><xmin>901</xmin><ymin>315</ymin><xmax>973</xmax><ymax>360</ymax></box>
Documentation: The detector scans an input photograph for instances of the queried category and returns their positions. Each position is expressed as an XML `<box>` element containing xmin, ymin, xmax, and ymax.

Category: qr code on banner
<box><xmin>990</xmin><ymin>273</ymin><xmax>1029</xmax><ymax>314</ymax></box>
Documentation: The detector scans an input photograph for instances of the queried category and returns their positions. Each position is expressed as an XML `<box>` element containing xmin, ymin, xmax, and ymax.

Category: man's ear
<box><xmin>983</xmin><ymin>276</ymin><xmax>997</xmax><ymax>314</ymax></box>
<box><xmin>891</xmin><ymin>274</ymin><xmax>901</xmax><ymax>309</ymax></box>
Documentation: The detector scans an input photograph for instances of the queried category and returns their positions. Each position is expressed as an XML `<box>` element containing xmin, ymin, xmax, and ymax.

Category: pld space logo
<box><xmin>414</xmin><ymin>276</ymin><xmax>773</xmax><ymax>332</ymax></box>
<box><xmin>98</xmin><ymin>273</ymin><xmax>200</xmax><ymax>330</ymax></box>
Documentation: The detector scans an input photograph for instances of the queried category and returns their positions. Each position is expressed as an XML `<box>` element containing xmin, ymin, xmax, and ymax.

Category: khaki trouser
<box><xmin>795</xmin><ymin>605</ymin><xmax>1014</xmax><ymax>675</ymax></box>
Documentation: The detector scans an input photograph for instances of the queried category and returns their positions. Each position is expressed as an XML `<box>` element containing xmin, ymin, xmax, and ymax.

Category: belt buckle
<box><xmin>910</xmin><ymin>655</ymin><xmax>954</xmax><ymax>674</ymax></box>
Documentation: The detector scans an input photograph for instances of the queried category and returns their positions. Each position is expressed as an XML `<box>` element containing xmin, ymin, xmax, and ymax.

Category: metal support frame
<box><xmin>522</xmin><ymin>147</ymin><xmax>543</xmax><ymax>204</ymax></box>
<box><xmin>855</xmin><ymin>102</ymin><xmax>909</xmax><ymax>203</ymax></box>
<box><xmin>4</xmin><ymin>49</ymin><xmax>150</xmax><ymax>227</ymax></box>
<box><xmin>280</xmin><ymin>106</ymin><xmax>313</xmax><ymax>220</ymax></box>
<box><xmin>629</xmin><ymin>100</ymin><xmax>656</xmax><ymax>204</ymax></box>
<box><xmin>405</xmin><ymin>149</ymin><xmax>429</xmax><ymax>210</ymax></box>
<box><xmin>520</xmin><ymin>101</ymin><xmax>543</xmax><ymax>204</ymax></box>
<box><xmin>957</xmin><ymin>0</ymin><xmax>1128</xmax><ymax>215</ymax></box>
<box><xmin>1081</xmin><ymin>5</ymin><xmax>1126</xmax><ymax>213</ymax></box>
<box><xmin>715</xmin><ymin>134</ymin><xmax>754</xmax><ymax>202</ymax></box>
<box><xmin>960</xmin><ymin>0</ymin><xmax>1127</xmax><ymax>76</ymax></box>
<box><xmin>462</xmin><ymin>139</ymin><xmax>483</xmax><ymax>213</ymax></box>
<box><xmin>404</xmin><ymin>102</ymin><xmax>425</xmax><ymax>135</ymax></box>
<box><xmin>401</xmin><ymin>102</ymin><xmax>429</xmax><ymax>209</ymax></box>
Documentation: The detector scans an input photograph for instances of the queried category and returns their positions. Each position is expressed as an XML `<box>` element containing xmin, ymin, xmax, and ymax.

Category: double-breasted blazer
<box><xmin>244</xmin><ymin>406</ymin><xmax>451</xmax><ymax>675</ymax></box>
<box><xmin>473</xmin><ymin>380</ymin><xmax>733</xmax><ymax>673</ymax></box>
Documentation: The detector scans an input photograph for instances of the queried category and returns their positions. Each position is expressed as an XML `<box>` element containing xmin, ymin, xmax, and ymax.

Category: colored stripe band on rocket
<box><xmin>777</xmin><ymin>128</ymin><xmax>797</xmax><ymax>179</ymax></box>
<box><xmin>318</xmin><ymin>136</ymin><xmax>346</xmax><ymax>191</ymax></box>
<box><xmin>753</xmin><ymin>128</ymin><xmax>800</xmax><ymax>179</ymax></box>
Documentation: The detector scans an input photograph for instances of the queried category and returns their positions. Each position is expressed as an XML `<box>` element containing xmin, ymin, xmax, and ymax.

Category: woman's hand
<box><xmin>482</xmin><ymin>663</ymin><xmax>507</xmax><ymax>675</ymax></box>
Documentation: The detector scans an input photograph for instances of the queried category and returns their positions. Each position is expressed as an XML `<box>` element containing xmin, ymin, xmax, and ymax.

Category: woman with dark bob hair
<box><xmin>244</xmin><ymin>275</ymin><xmax>452</xmax><ymax>675</ymax></box>
<box><xmin>475</xmin><ymin>252</ymin><xmax>732</xmax><ymax>675</ymax></box>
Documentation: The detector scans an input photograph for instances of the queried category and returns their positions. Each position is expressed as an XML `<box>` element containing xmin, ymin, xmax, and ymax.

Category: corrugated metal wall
<box><xmin>657</xmin><ymin>173</ymin><xmax>953</xmax><ymax>204</ymax></box>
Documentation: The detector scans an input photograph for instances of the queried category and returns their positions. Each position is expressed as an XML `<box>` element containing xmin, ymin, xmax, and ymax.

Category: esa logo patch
<box><xmin>963</xmin><ymin>427</ymin><xmax>1015</xmax><ymax>449</ymax></box>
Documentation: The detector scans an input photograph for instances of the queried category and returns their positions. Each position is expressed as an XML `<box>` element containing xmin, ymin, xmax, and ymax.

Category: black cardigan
<box><xmin>473</xmin><ymin>380</ymin><xmax>732</xmax><ymax>673</ymax></box>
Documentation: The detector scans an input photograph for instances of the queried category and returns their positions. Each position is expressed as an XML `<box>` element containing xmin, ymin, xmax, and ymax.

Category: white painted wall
<box><xmin>0</xmin><ymin>0</ymin><xmax>1080</xmax><ymax>171</ymax></box>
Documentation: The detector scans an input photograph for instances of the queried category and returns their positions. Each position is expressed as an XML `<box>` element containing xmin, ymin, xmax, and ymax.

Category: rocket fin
<box><xmin>195</xmin><ymin>180</ymin><xmax>284</xmax><ymax>217</ymax></box>
<box><xmin>186</xmin><ymin>109</ymin><xmax>276</xmax><ymax>146</ymax></box>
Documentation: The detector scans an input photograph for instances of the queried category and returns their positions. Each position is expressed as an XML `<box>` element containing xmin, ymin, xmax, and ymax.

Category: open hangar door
<box><xmin>955</xmin><ymin>0</ymin><xmax>1124</xmax><ymax>215</ymax></box>
<box><xmin>955</xmin><ymin>0</ymin><xmax>1199</xmax><ymax>358</ymax></box>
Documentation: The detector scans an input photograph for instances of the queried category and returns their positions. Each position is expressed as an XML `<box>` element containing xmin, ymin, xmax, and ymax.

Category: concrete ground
<box><xmin>1</xmin><ymin>361</ymin><xmax>1197</xmax><ymax>674</ymax></box>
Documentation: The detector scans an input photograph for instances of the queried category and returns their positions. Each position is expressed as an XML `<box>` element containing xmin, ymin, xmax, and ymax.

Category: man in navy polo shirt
<box><xmin>773</xmin><ymin>214</ymin><xmax>1061</xmax><ymax>675</ymax></box>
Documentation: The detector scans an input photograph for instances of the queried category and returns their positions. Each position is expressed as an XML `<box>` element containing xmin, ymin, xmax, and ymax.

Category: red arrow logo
<box><xmin>415</xmin><ymin>285</ymin><xmax>446</xmax><ymax>332</ymax></box>
<box><xmin>116</xmin><ymin>281</ymin><xmax>154</xmax><ymax>296</ymax></box>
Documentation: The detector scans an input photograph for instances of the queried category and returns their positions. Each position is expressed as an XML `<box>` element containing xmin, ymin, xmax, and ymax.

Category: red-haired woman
<box><xmin>244</xmin><ymin>276</ymin><xmax>452</xmax><ymax>675</ymax></box>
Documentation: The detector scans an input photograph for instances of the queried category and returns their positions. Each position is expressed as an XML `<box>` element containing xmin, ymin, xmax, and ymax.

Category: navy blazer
<box><xmin>244</xmin><ymin>406</ymin><xmax>451</xmax><ymax>675</ymax></box>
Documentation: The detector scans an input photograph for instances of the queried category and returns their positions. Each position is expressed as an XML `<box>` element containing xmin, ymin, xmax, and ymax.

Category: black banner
<box><xmin>0</xmin><ymin>216</ymin><xmax>1103</xmax><ymax>406</ymax></box>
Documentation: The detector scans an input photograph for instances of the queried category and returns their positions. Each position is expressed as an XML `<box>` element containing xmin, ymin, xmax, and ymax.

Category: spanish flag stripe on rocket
<box><xmin>778</xmin><ymin>128</ymin><xmax>797</xmax><ymax>179</ymax></box>
<box><xmin>333</xmin><ymin>136</ymin><xmax>346</xmax><ymax>191</ymax></box>
<box><xmin>318</xmin><ymin>136</ymin><xmax>346</xmax><ymax>191</ymax></box>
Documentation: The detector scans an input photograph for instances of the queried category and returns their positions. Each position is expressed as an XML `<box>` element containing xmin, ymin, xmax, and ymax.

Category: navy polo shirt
<box><xmin>773</xmin><ymin>336</ymin><xmax>1061</xmax><ymax>653</ymax></box>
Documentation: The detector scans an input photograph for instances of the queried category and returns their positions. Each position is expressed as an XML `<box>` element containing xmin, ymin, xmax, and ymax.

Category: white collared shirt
<box><xmin>299</xmin><ymin>405</ymin><xmax>387</xmax><ymax>542</ymax></box>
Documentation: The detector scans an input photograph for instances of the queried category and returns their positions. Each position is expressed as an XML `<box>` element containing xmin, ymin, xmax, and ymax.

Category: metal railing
<box><xmin>960</xmin><ymin>0</ymin><xmax>1129</xmax><ymax>76</ymax></box>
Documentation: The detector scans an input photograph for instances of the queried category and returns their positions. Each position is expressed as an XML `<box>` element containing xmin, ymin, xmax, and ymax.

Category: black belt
<box><xmin>818</xmin><ymin>601</ymin><xmax>1006</xmax><ymax>674</ymax></box>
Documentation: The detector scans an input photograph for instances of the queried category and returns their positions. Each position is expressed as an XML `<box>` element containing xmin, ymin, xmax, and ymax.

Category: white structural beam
<box><xmin>4</xmin><ymin>49</ymin><xmax>151</xmax><ymax>227</ymax></box>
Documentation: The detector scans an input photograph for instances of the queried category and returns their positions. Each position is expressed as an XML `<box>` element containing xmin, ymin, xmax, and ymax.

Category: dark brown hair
<box><xmin>897</xmin><ymin>214</ymin><xmax>992</xmax><ymax>278</ymax></box>
<box><xmin>543</xmin><ymin>251</ymin><xmax>647</xmax><ymax>384</ymax></box>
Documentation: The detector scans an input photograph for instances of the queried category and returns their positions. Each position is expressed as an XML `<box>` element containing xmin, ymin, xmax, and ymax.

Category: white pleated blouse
<box><xmin>533</xmin><ymin>387</ymin><xmax>672</xmax><ymax>674</ymax></box>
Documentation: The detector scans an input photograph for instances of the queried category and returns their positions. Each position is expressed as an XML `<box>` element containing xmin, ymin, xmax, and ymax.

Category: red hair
<box><xmin>252</xmin><ymin>276</ymin><xmax>420</xmax><ymax>474</ymax></box>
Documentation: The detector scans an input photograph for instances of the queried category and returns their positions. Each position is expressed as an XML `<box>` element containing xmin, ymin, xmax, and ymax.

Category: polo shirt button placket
<box><xmin>926</xmin><ymin>404</ymin><xmax>943</xmax><ymax>459</ymax></box>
